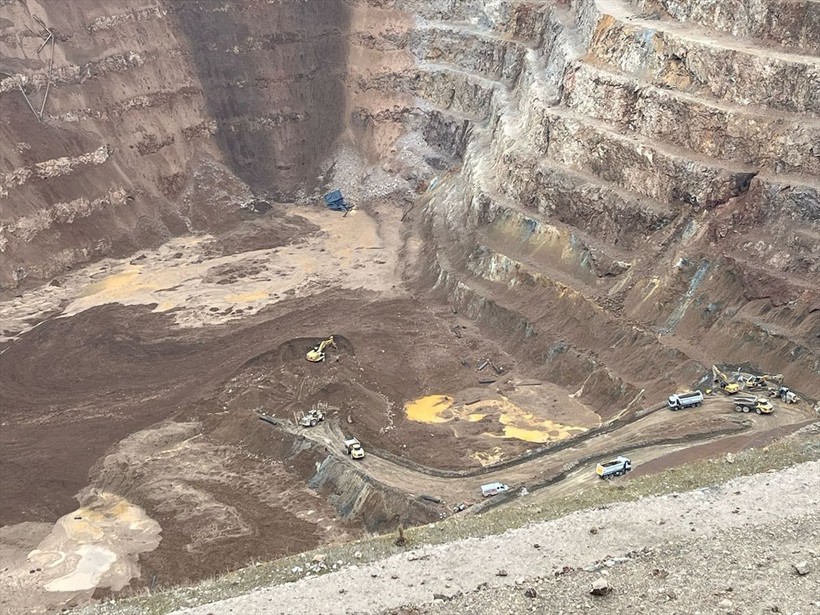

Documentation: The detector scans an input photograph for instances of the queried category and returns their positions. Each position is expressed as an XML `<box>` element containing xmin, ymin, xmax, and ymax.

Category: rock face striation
<box><xmin>386</xmin><ymin>0</ymin><xmax>820</xmax><ymax>402</ymax></box>
<box><xmin>1</xmin><ymin>0</ymin><xmax>818</xmax><ymax>400</ymax></box>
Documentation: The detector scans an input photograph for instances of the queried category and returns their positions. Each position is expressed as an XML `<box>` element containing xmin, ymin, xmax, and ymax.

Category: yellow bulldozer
<box><xmin>306</xmin><ymin>336</ymin><xmax>337</xmax><ymax>363</ymax></box>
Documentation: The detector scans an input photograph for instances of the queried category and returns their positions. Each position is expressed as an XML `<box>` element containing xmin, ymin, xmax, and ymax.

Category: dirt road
<box><xmin>264</xmin><ymin>395</ymin><xmax>813</xmax><ymax>507</ymax></box>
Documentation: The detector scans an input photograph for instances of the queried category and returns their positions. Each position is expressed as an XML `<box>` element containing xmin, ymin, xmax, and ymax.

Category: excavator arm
<box><xmin>306</xmin><ymin>336</ymin><xmax>337</xmax><ymax>362</ymax></box>
<box><xmin>711</xmin><ymin>365</ymin><xmax>739</xmax><ymax>394</ymax></box>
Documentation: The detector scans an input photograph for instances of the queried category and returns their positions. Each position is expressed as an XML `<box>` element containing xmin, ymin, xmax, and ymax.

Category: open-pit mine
<box><xmin>0</xmin><ymin>0</ymin><xmax>818</xmax><ymax>613</ymax></box>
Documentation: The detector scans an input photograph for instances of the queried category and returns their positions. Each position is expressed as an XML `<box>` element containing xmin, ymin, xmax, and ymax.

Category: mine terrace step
<box><xmin>563</xmin><ymin>59</ymin><xmax>820</xmax><ymax>177</ymax></box>
<box><xmin>416</xmin><ymin>20</ymin><xmax>536</xmax><ymax>48</ymax></box>
<box><xmin>398</xmin><ymin>63</ymin><xmax>502</xmax><ymax>120</ymax></box>
<box><xmin>629</xmin><ymin>0</ymin><xmax>820</xmax><ymax>54</ymax></box>
<box><xmin>415</xmin><ymin>99</ymin><xmax>484</xmax><ymax>125</ymax></box>
<box><xmin>591</xmin><ymin>0</ymin><xmax>820</xmax><ymax>114</ymax></box>
<box><xmin>401</xmin><ymin>0</ymin><xmax>555</xmax><ymax>45</ymax></box>
<box><xmin>408</xmin><ymin>25</ymin><xmax>528</xmax><ymax>88</ymax></box>
<box><xmin>471</xmin><ymin>127</ymin><xmax>673</xmax><ymax>252</ymax></box>
<box><xmin>428</xmin><ymin>226</ymin><xmax>702</xmax><ymax>392</ymax></box>
<box><xmin>495</xmin><ymin>150</ymin><xmax>675</xmax><ymax>251</ymax></box>
<box><xmin>474</xmin><ymin>204</ymin><xmax>630</xmax><ymax>294</ymax></box>
<box><xmin>469</xmin><ymin>241</ymin><xmax>611</xmax><ymax>312</ymax></box>
<box><xmin>473</xmin><ymin>176</ymin><xmax>640</xmax><ymax>262</ymax></box>
<box><xmin>523</xmin><ymin>103</ymin><xmax>760</xmax><ymax>207</ymax></box>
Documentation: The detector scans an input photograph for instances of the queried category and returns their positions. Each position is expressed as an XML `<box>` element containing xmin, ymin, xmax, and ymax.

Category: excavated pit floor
<box><xmin>0</xmin><ymin>202</ymin><xmax>815</xmax><ymax>615</ymax></box>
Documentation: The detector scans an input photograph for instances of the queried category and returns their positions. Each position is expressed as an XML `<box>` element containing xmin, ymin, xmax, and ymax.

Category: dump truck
<box><xmin>480</xmin><ymin>482</ymin><xmax>510</xmax><ymax>497</ymax></box>
<box><xmin>712</xmin><ymin>366</ymin><xmax>740</xmax><ymax>394</ymax></box>
<box><xmin>343</xmin><ymin>437</ymin><xmax>365</xmax><ymax>459</ymax></box>
<box><xmin>733</xmin><ymin>395</ymin><xmax>774</xmax><ymax>415</ymax></box>
<box><xmin>596</xmin><ymin>456</ymin><xmax>632</xmax><ymax>479</ymax></box>
<box><xmin>668</xmin><ymin>390</ymin><xmax>704</xmax><ymax>410</ymax></box>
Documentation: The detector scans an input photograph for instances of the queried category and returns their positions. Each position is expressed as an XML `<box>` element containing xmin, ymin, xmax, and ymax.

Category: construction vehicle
<box><xmin>306</xmin><ymin>336</ymin><xmax>337</xmax><ymax>362</ymax></box>
<box><xmin>733</xmin><ymin>395</ymin><xmax>773</xmax><ymax>415</ymax></box>
<box><xmin>745</xmin><ymin>373</ymin><xmax>783</xmax><ymax>390</ymax></box>
<box><xmin>597</xmin><ymin>456</ymin><xmax>632</xmax><ymax>478</ymax></box>
<box><xmin>480</xmin><ymin>482</ymin><xmax>510</xmax><ymax>497</ymax></box>
<box><xmin>299</xmin><ymin>406</ymin><xmax>326</xmax><ymax>427</ymax></box>
<box><xmin>771</xmin><ymin>386</ymin><xmax>799</xmax><ymax>404</ymax></box>
<box><xmin>667</xmin><ymin>390</ymin><xmax>704</xmax><ymax>410</ymax></box>
<box><xmin>712</xmin><ymin>366</ymin><xmax>740</xmax><ymax>394</ymax></box>
<box><xmin>343</xmin><ymin>437</ymin><xmax>365</xmax><ymax>459</ymax></box>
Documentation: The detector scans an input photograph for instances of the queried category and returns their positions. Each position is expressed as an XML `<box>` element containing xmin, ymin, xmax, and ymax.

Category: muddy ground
<box><xmin>0</xmin><ymin>202</ymin><xmax>816</xmax><ymax>615</ymax></box>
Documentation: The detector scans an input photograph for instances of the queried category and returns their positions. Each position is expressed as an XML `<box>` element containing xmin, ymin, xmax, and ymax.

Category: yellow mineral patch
<box><xmin>225</xmin><ymin>289</ymin><xmax>269</xmax><ymax>303</ymax></box>
<box><xmin>406</xmin><ymin>394</ymin><xmax>586</xmax><ymax>444</ymax></box>
<box><xmin>80</xmin><ymin>267</ymin><xmax>145</xmax><ymax>297</ymax></box>
<box><xmin>404</xmin><ymin>395</ymin><xmax>454</xmax><ymax>423</ymax></box>
<box><xmin>476</xmin><ymin>398</ymin><xmax>587</xmax><ymax>444</ymax></box>
<box><xmin>500</xmin><ymin>425</ymin><xmax>553</xmax><ymax>443</ymax></box>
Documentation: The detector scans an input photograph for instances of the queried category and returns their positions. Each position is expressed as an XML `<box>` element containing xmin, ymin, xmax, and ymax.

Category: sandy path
<box><xmin>172</xmin><ymin>459</ymin><xmax>820</xmax><ymax>615</ymax></box>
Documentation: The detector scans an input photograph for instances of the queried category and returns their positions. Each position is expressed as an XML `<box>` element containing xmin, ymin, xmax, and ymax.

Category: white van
<box><xmin>480</xmin><ymin>482</ymin><xmax>510</xmax><ymax>497</ymax></box>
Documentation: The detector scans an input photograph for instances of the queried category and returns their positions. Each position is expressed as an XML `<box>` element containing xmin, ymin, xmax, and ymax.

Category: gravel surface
<box><xmin>171</xmin><ymin>461</ymin><xmax>820</xmax><ymax>615</ymax></box>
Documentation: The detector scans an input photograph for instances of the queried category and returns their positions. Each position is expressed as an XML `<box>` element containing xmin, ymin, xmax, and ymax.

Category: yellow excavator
<box><xmin>745</xmin><ymin>373</ymin><xmax>783</xmax><ymax>390</ymax></box>
<box><xmin>711</xmin><ymin>365</ymin><xmax>740</xmax><ymax>394</ymax></box>
<box><xmin>306</xmin><ymin>336</ymin><xmax>337</xmax><ymax>363</ymax></box>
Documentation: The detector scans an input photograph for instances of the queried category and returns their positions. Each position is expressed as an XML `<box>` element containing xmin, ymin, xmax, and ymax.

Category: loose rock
<box><xmin>793</xmin><ymin>561</ymin><xmax>810</xmax><ymax>575</ymax></box>
<box><xmin>590</xmin><ymin>578</ymin><xmax>610</xmax><ymax>596</ymax></box>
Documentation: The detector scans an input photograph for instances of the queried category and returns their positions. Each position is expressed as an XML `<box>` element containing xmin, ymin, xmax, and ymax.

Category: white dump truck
<box><xmin>343</xmin><ymin>437</ymin><xmax>365</xmax><ymax>459</ymax></box>
<box><xmin>480</xmin><ymin>482</ymin><xmax>510</xmax><ymax>497</ymax></box>
<box><xmin>596</xmin><ymin>456</ymin><xmax>632</xmax><ymax>479</ymax></box>
<box><xmin>667</xmin><ymin>390</ymin><xmax>704</xmax><ymax>410</ymax></box>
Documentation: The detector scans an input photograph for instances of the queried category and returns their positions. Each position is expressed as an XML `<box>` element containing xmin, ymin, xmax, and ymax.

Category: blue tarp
<box><xmin>323</xmin><ymin>189</ymin><xmax>350</xmax><ymax>212</ymax></box>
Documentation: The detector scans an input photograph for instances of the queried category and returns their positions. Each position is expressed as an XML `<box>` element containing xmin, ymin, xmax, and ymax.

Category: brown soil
<box><xmin>1</xmin><ymin>195</ymin><xmax>816</xmax><ymax>612</ymax></box>
<box><xmin>1</xmin><ymin>2</ymin><xmax>817</xmax><ymax>613</ymax></box>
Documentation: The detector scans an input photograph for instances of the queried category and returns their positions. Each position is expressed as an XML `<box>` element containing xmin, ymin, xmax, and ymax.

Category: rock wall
<box><xmin>168</xmin><ymin>0</ymin><xmax>349</xmax><ymax>198</ymax></box>
<box><xmin>0</xmin><ymin>0</ymin><xmax>406</xmax><ymax>288</ymax></box>
<box><xmin>379</xmin><ymin>0</ymin><xmax>820</xmax><ymax>400</ymax></box>
<box><xmin>1</xmin><ymin>0</ymin><xmax>817</xmax><ymax>400</ymax></box>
